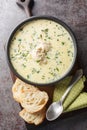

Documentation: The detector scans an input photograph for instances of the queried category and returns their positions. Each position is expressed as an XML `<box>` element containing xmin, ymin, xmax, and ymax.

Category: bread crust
<box><xmin>19</xmin><ymin>108</ymin><xmax>46</xmax><ymax>125</ymax></box>
<box><xmin>12</xmin><ymin>78</ymin><xmax>38</xmax><ymax>102</ymax></box>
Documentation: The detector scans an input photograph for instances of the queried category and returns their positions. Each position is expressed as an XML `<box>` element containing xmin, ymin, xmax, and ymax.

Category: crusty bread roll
<box><xmin>12</xmin><ymin>78</ymin><xmax>38</xmax><ymax>102</ymax></box>
<box><xmin>20</xmin><ymin>90</ymin><xmax>49</xmax><ymax>113</ymax></box>
<box><xmin>19</xmin><ymin>108</ymin><xmax>46</xmax><ymax>125</ymax></box>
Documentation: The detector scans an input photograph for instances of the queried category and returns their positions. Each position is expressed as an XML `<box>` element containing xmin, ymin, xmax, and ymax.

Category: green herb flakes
<box><xmin>18</xmin><ymin>39</ymin><xmax>22</xmax><ymax>42</ymax></box>
<box><xmin>42</xmin><ymin>75</ymin><xmax>45</xmax><ymax>79</ymax></box>
<box><xmin>27</xmin><ymin>75</ymin><xmax>30</xmax><ymax>79</ymax></box>
<box><xmin>46</xmin><ymin>56</ymin><xmax>50</xmax><ymax>59</ymax></box>
<box><xmin>62</xmin><ymin>42</ymin><xmax>65</xmax><ymax>45</ymax></box>
<box><xmin>56</xmin><ymin>67</ymin><xmax>59</xmax><ymax>71</ymax></box>
<box><xmin>22</xmin><ymin>64</ymin><xmax>26</xmax><ymax>68</ymax></box>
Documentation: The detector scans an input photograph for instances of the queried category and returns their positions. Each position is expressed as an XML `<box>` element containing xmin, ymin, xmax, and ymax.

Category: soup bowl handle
<box><xmin>16</xmin><ymin>0</ymin><xmax>34</xmax><ymax>17</ymax></box>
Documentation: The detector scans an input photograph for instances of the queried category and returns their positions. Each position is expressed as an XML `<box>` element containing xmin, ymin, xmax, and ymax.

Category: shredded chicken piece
<box><xmin>31</xmin><ymin>42</ymin><xmax>51</xmax><ymax>65</ymax></box>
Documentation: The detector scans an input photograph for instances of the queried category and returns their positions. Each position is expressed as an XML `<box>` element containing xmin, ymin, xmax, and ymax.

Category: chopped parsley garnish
<box><xmin>48</xmin><ymin>37</ymin><xmax>51</xmax><ymax>39</ymax></box>
<box><xmin>46</xmin><ymin>56</ymin><xmax>50</xmax><ymax>59</ymax></box>
<box><xmin>56</xmin><ymin>67</ymin><xmax>59</xmax><ymax>71</ymax></box>
<box><xmin>18</xmin><ymin>39</ymin><xmax>22</xmax><ymax>42</ymax></box>
<box><xmin>44</xmin><ymin>39</ymin><xmax>47</xmax><ymax>41</ymax></box>
<box><xmin>41</xmin><ymin>28</ymin><xmax>49</xmax><ymax>33</ymax></box>
<box><xmin>27</xmin><ymin>75</ymin><xmax>30</xmax><ymax>79</ymax></box>
<box><xmin>55</xmin><ymin>52</ymin><xmax>59</xmax><ymax>59</ymax></box>
<box><xmin>49</xmin><ymin>72</ymin><xmax>57</xmax><ymax>77</ymax></box>
<box><xmin>22</xmin><ymin>64</ymin><xmax>26</xmax><ymax>68</ymax></box>
<box><xmin>32</xmin><ymin>68</ymin><xmax>37</xmax><ymax>74</ymax></box>
<box><xmin>59</xmin><ymin>61</ymin><xmax>62</xmax><ymax>64</ymax></box>
<box><xmin>67</xmin><ymin>50</ymin><xmax>73</xmax><ymax>57</ymax></box>
<box><xmin>45</xmin><ymin>28</ymin><xmax>48</xmax><ymax>32</ymax></box>
<box><xmin>40</xmin><ymin>34</ymin><xmax>42</xmax><ymax>38</ymax></box>
<box><xmin>42</xmin><ymin>75</ymin><xmax>45</xmax><ymax>79</ymax></box>
<box><xmin>32</xmin><ymin>68</ymin><xmax>40</xmax><ymax>74</ymax></box>
<box><xmin>22</xmin><ymin>53</ymin><xmax>28</xmax><ymax>57</ymax></box>
<box><xmin>36</xmin><ymin>60</ymin><xmax>41</xmax><ymax>63</ymax></box>
<box><xmin>62</xmin><ymin>42</ymin><xmax>65</xmax><ymax>45</ymax></box>
<box><xmin>67</xmin><ymin>50</ymin><xmax>71</xmax><ymax>53</ymax></box>
<box><xmin>68</xmin><ymin>37</ymin><xmax>70</xmax><ymax>40</ymax></box>
<box><xmin>37</xmin><ymin>70</ymin><xmax>40</xmax><ymax>73</ymax></box>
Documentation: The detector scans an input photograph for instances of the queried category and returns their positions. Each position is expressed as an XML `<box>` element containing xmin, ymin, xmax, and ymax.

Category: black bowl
<box><xmin>7</xmin><ymin>16</ymin><xmax>77</xmax><ymax>86</ymax></box>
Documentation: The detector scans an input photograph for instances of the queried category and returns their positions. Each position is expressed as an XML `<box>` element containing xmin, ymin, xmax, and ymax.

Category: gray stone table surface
<box><xmin>0</xmin><ymin>0</ymin><xmax>87</xmax><ymax>130</ymax></box>
<box><xmin>0</xmin><ymin>0</ymin><xmax>27</xmax><ymax>130</ymax></box>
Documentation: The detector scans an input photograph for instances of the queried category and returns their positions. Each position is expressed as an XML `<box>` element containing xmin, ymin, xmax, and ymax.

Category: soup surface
<box><xmin>10</xmin><ymin>19</ymin><xmax>75</xmax><ymax>84</ymax></box>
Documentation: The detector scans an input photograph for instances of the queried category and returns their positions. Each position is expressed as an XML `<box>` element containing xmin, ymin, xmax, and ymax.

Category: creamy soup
<box><xmin>10</xmin><ymin>19</ymin><xmax>75</xmax><ymax>84</ymax></box>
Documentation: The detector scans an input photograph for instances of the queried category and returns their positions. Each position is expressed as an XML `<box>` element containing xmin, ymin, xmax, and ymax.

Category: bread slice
<box><xmin>20</xmin><ymin>90</ymin><xmax>49</xmax><ymax>113</ymax></box>
<box><xmin>12</xmin><ymin>78</ymin><xmax>38</xmax><ymax>102</ymax></box>
<box><xmin>19</xmin><ymin>108</ymin><xmax>46</xmax><ymax>125</ymax></box>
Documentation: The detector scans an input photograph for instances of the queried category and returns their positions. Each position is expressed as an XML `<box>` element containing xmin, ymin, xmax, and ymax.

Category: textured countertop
<box><xmin>0</xmin><ymin>0</ymin><xmax>27</xmax><ymax>130</ymax></box>
<box><xmin>0</xmin><ymin>0</ymin><xmax>87</xmax><ymax>130</ymax></box>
